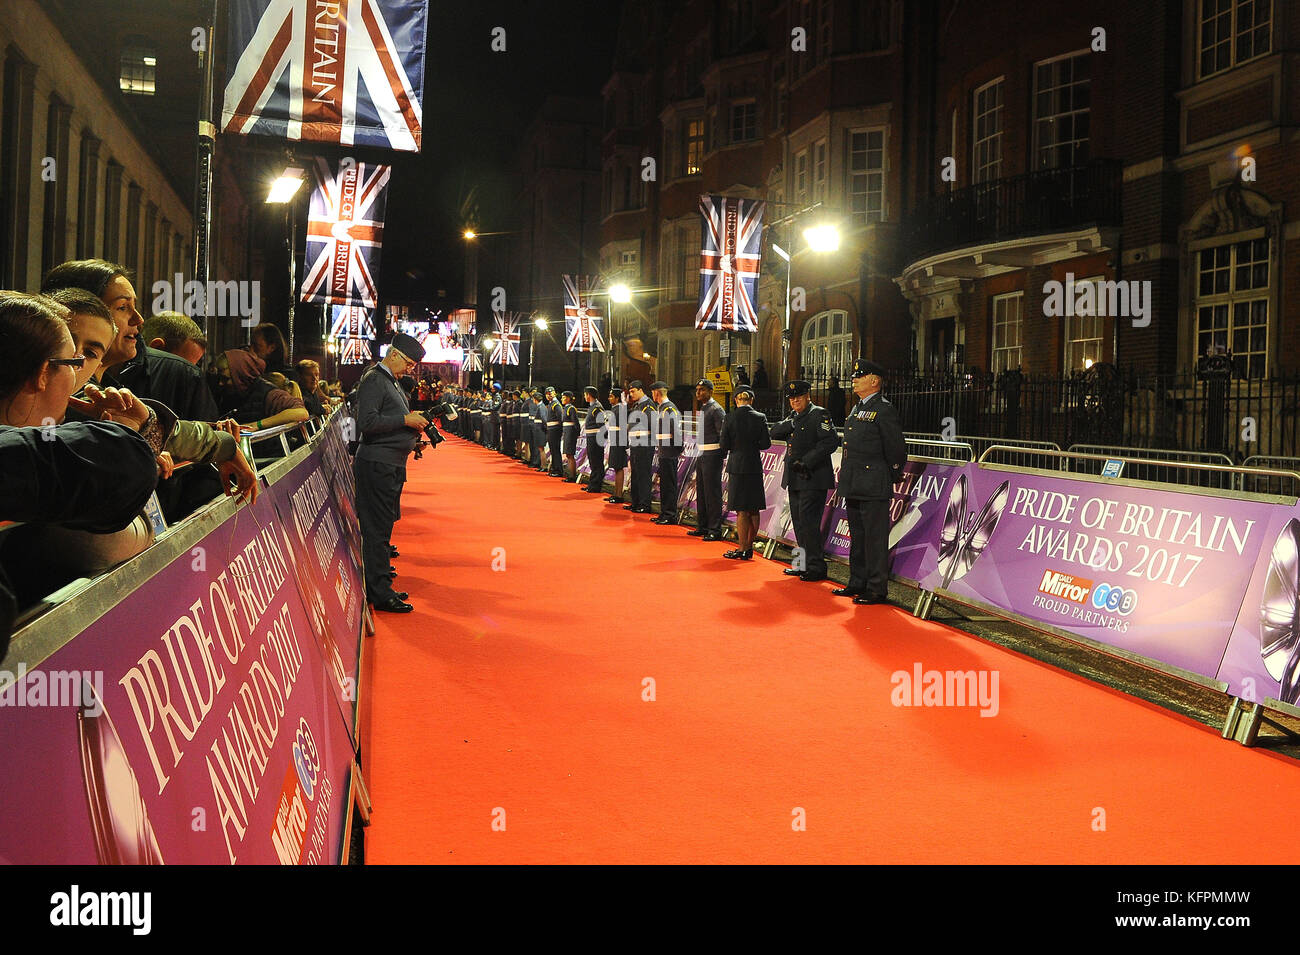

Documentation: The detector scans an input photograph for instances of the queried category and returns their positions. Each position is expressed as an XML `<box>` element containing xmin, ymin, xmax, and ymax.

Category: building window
<box><xmin>683</xmin><ymin>118</ymin><xmax>704</xmax><ymax>175</ymax></box>
<box><xmin>847</xmin><ymin>129</ymin><xmax>885</xmax><ymax>224</ymax></box>
<box><xmin>729</xmin><ymin>101</ymin><xmax>757</xmax><ymax>144</ymax></box>
<box><xmin>794</xmin><ymin>149</ymin><xmax>808</xmax><ymax>204</ymax></box>
<box><xmin>125</xmin><ymin>183</ymin><xmax>141</xmax><ymax>272</ymax></box>
<box><xmin>800</xmin><ymin>310</ymin><xmax>852</xmax><ymax>383</ymax></box>
<box><xmin>1199</xmin><ymin>0</ymin><xmax>1271</xmax><ymax>79</ymax></box>
<box><xmin>972</xmin><ymin>78</ymin><xmax>1004</xmax><ymax>184</ymax></box>
<box><xmin>772</xmin><ymin>59</ymin><xmax>787</xmax><ymax>131</ymax></box>
<box><xmin>812</xmin><ymin>139</ymin><xmax>827</xmax><ymax>201</ymax></box>
<box><xmin>681</xmin><ymin>225</ymin><xmax>699</xmax><ymax>302</ymax></box>
<box><xmin>1033</xmin><ymin>51</ymin><xmax>1090</xmax><ymax>171</ymax></box>
<box><xmin>76</xmin><ymin>133</ymin><xmax>101</xmax><ymax>259</ymax></box>
<box><xmin>678</xmin><ymin>337</ymin><xmax>701</xmax><ymax>385</ymax></box>
<box><xmin>1196</xmin><ymin>237</ymin><xmax>1269</xmax><ymax>378</ymax></box>
<box><xmin>818</xmin><ymin>0</ymin><xmax>833</xmax><ymax>61</ymax></box>
<box><xmin>1064</xmin><ymin>276</ymin><xmax>1105</xmax><ymax>372</ymax></box>
<box><xmin>991</xmin><ymin>293</ymin><xmax>1023</xmax><ymax>373</ymax></box>
<box><xmin>119</xmin><ymin>37</ymin><xmax>157</xmax><ymax>95</ymax></box>
<box><xmin>103</xmin><ymin>162</ymin><xmax>123</xmax><ymax>262</ymax></box>
<box><xmin>621</xmin><ymin>250</ymin><xmax>638</xmax><ymax>266</ymax></box>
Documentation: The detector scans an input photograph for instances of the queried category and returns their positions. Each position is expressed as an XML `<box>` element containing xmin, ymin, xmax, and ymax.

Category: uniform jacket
<box><xmin>769</xmin><ymin>403</ymin><xmax>841</xmax><ymax>490</ymax></box>
<box><xmin>654</xmin><ymin>399</ymin><xmax>683</xmax><ymax>456</ymax></box>
<box><xmin>627</xmin><ymin>396</ymin><xmax>654</xmax><ymax>448</ymax></box>
<box><xmin>720</xmin><ymin>405</ymin><xmax>771</xmax><ymax>474</ymax></box>
<box><xmin>354</xmin><ymin>363</ymin><xmax>417</xmax><ymax>465</ymax></box>
<box><xmin>837</xmin><ymin>392</ymin><xmax>906</xmax><ymax>501</ymax></box>
<box><xmin>697</xmin><ymin>399</ymin><xmax>725</xmax><ymax>450</ymax></box>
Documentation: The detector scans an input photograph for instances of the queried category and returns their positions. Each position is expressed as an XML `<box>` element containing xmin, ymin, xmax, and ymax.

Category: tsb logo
<box><xmin>1092</xmin><ymin>582</ymin><xmax>1138</xmax><ymax>615</ymax></box>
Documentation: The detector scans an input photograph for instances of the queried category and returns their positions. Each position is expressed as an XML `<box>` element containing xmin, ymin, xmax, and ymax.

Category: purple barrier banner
<box><xmin>924</xmin><ymin>466</ymin><xmax>1283</xmax><ymax>683</ymax></box>
<box><xmin>264</xmin><ymin>445</ymin><xmax>365</xmax><ymax>747</ymax></box>
<box><xmin>0</xmin><ymin>490</ymin><xmax>356</xmax><ymax>864</ymax></box>
<box><xmin>823</xmin><ymin>456</ymin><xmax>967</xmax><ymax>583</ymax></box>
<box><xmin>1215</xmin><ymin>509</ymin><xmax>1300</xmax><ymax>702</ymax></box>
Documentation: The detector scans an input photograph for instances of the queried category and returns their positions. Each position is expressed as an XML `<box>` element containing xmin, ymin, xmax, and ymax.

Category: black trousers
<box><xmin>845</xmin><ymin>497</ymin><xmax>890</xmax><ymax>597</ymax></box>
<box><xmin>530</xmin><ymin>430</ymin><xmax>543</xmax><ymax>467</ymax></box>
<box><xmin>547</xmin><ymin>430</ymin><xmax>563</xmax><ymax>473</ymax></box>
<box><xmin>658</xmin><ymin>452</ymin><xmax>681</xmax><ymax>519</ymax></box>
<box><xmin>586</xmin><ymin>442</ymin><xmax>605</xmax><ymax>491</ymax></box>
<box><xmin>354</xmin><ymin>457</ymin><xmax>405</xmax><ymax>601</ymax></box>
<box><xmin>629</xmin><ymin>447</ymin><xmax>654</xmax><ymax>508</ymax></box>
<box><xmin>697</xmin><ymin>451</ymin><xmax>724</xmax><ymax>533</ymax></box>
<box><xmin>790</xmin><ymin>487</ymin><xmax>830</xmax><ymax>575</ymax></box>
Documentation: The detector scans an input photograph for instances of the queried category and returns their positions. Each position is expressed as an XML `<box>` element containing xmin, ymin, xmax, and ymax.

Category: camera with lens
<box><xmin>412</xmin><ymin>403</ymin><xmax>454</xmax><ymax>459</ymax></box>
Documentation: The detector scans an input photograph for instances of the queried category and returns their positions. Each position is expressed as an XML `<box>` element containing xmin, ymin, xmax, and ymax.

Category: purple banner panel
<box><xmin>265</xmin><ymin>443</ymin><xmax>365</xmax><ymax>747</ymax></box>
<box><xmin>926</xmin><ymin>466</ymin><xmax>1283</xmax><ymax>683</ymax></box>
<box><xmin>0</xmin><ymin>492</ymin><xmax>355</xmax><ymax>864</ymax></box>
<box><xmin>1215</xmin><ymin>507</ymin><xmax>1300</xmax><ymax>702</ymax></box>
<box><xmin>823</xmin><ymin>456</ymin><xmax>966</xmax><ymax>583</ymax></box>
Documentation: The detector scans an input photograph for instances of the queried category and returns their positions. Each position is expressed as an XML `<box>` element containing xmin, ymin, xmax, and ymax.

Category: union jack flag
<box><xmin>339</xmin><ymin>338</ymin><xmax>371</xmax><ymax>364</ymax></box>
<box><xmin>300</xmin><ymin>157</ymin><xmax>389</xmax><ymax>308</ymax></box>
<box><xmin>563</xmin><ymin>275</ymin><xmax>605</xmax><ymax>352</ymax></box>
<box><xmin>329</xmin><ymin>304</ymin><xmax>375</xmax><ymax>338</ymax></box>
<box><xmin>465</xmin><ymin>348</ymin><xmax>482</xmax><ymax>372</ymax></box>
<box><xmin>695</xmin><ymin>194</ymin><xmax>766</xmax><ymax>332</ymax></box>
<box><xmin>221</xmin><ymin>0</ymin><xmax>427</xmax><ymax>152</ymax></box>
<box><xmin>491</xmin><ymin>312</ymin><xmax>521</xmax><ymax>365</ymax></box>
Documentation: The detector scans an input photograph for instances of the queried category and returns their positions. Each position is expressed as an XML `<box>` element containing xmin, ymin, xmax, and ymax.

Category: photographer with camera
<box><xmin>354</xmin><ymin>333</ymin><xmax>432</xmax><ymax>614</ymax></box>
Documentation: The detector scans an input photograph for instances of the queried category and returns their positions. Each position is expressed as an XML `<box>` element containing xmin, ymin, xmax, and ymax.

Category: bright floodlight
<box><xmin>266</xmin><ymin>167</ymin><xmax>306</xmax><ymax>204</ymax></box>
<box><xmin>534</xmin><ymin>317</ymin><xmax>548</xmax><ymax>330</ymax></box>
<box><xmin>463</xmin><ymin>230</ymin><xmax>477</xmax><ymax>240</ymax></box>
<box><xmin>610</xmin><ymin>283</ymin><xmax>632</xmax><ymax>303</ymax></box>
<box><xmin>803</xmin><ymin>224</ymin><xmax>840</xmax><ymax>252</ymax></box>
<box><xmin>482</xmin><ymin>338</ymin><xmax>495</xmax><ymax>350</ymax></box>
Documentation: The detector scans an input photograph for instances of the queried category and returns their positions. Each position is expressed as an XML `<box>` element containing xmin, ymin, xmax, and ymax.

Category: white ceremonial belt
<box><xmin>629</xmin><ymin>430</ymin><xmax>650</xmax><ymax>436</ymax></box>
<box><xmin>563</xmin><ymin>422</ymin><xmax>577</xmax><ymax>427</ymax></box>
<box><xmin>697</xmin><ymin>443</ymin><xmax>721</xmax><ymax>450</ymax></box>
<box><xmin>655</xmin><ymin>434</ymin><xmax>675</xmax><ymax>439</ymax></box>
<box><xmin>547</xmin><ymin>421</ymin><xmax>561</xmax><ymax>427</ymax></box>
<box><xmin>606</xmin><ymin>427</ymin><xmax>622</xmax><ymax>432</ymax></box>
<box><xmin>583</xmin><ymin>428</ymin><xmax>600</xmax><ymax>434</ymax></box>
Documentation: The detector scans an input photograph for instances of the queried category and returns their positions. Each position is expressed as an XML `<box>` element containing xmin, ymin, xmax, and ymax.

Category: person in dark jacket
<box><xmin>835</xmin><ymin>358</ymin><xmax>907</xmax><ymax>605</ymax></box>
<box><xmin>581</xmin><ymin>386</ymin><xmax>606</xmax><ymax>493</ymax></box>
<box><xmin>561</xmin><ymin>391</ymin><xmax>580</xmax><ymax>481</ymax></box>
<box><xmin>769</xmin><ymin>379</ymin><xmax>841</xmax><ymax>582</ymax></box>
<box><xmin>624</xmin><ymin>381</ymin><xmax>655</xmax><ymax>513</ymax></box>
<box><xmin>690</xmin><ymin>378</ymin><xmax>726</xmax><ymax>541</ymax></box>
<box><xmin>718</xmin><ymin>385</ymin><xmax>771</xmax><ymax>560</ymax></box>
<box><xmin>650</xmin><ymin>381</ymin><xmax>683</xmax><ymax>523</ymax></box>
<box><xmin>604</xmin><ymin>388</ymin><xmax>628</xmax><ymax>503</ymax></box>
<box><xmin>827</xmin><ymin>376</ymin><xmax>847</xmax><ymax>428</ymax></box>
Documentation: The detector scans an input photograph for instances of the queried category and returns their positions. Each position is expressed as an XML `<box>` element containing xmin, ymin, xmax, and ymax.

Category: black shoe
<box><xmin>651</xmin><ymin>515</ymin><xmax>676</xmax><ymax>525</ymax></box>
<box><xmin>800</xmin><ymin>573</ymin><xmax>828</xmax><ymax>582</ymax></box>
<box><xmin>389</xmin><ymin>546</ymin><xmax>400</xmax><ymax>558</ymax></box>
<box><xmin>388</xmin><ymin>565</ymin><xmax>398</xmax><ymax>575</ymax></box>
<box><xmin>783</xmin><ymin>568</ymin><xmax>804</xmax><ymax>576</ymax></box>
<box><xmin>630</xmin><ymin>506</ymin><xmax>651</xmax><ymax>514</ymax></box>
<box><xmin>832</xmin><ymin>587</ymin><xmax>861</xmax><ymax>597</ymax></box>
<box><xmin>605</xmin><ymin>497</ymin><xmax>623</xmax><ymax>504</ymax></box>
<box><xmin>722</xmin><ymin>548</ymin><xmax>753</xmax><ymax>560</ymax></box>
<box><xmin>701</xmin><ymin>533</ymin><xmax>724</xmax><ymax>542</ymax></box>
<box><xmin>373</xmin><ymin>595</ymin><xmax>413</xmax><ymax>613</ymax></box>
<box><xmin>686</xmin><ymin>528</ymin><xmax>707</xmax><ymax>537</ymax></box>
<box><xmin>394</xmin><ymin>591</ymin><xmax>409</xmax><ymax>600</ymax></box>
<box><xmin>853</xmin><ymin>594</ymin><xmax>888</xmax><ymax>605</ymax></box>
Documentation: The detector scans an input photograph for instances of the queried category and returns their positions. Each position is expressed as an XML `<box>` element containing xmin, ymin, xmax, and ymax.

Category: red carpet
<box><xmin>361</xmin><ymin>437</ymin><xmax>1300</xmax><ymax>864</ymax></box>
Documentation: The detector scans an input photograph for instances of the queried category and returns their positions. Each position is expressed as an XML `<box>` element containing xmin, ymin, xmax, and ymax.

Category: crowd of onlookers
<box><xmin>0</xmin><ymin>258</ymin><xmax>344</xmax><ymax>648</ymax></box>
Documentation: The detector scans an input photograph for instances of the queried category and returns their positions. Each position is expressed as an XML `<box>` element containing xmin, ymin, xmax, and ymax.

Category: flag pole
<box><xmin>193</xmin><ymin>0</ymin><xmax>219</xmax><ymax>344</ymax></box>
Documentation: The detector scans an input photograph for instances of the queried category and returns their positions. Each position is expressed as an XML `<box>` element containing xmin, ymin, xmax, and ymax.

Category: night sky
<box><xmin>380</xmin><ymin>0</ymin><xmax>625</xmax><ymax>306</ymax></box>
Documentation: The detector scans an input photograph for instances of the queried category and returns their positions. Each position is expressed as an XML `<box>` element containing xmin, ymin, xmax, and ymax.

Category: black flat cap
<box><xmin>696</xmin><ymin>378</ymin><xmax>714</xmax><ymax>390</ymax></box>
<box><xmin>390</xmin><ymin>333</ymin><xmax>424</xmax><ymax>363</ymax></box>
<box><xmin>784</xmin><ymin>379</ymin><xmax>811</xmax><ymax>397</ymax></box>
<box><xmin>735</xmin><ymin>385</ymin><xmax>755</xmax><ymax>399</ymax></box>
<box><xmin>650</xmin><ymin>381</ymin><xmax>668</xmax><ymax>391</ymax></box>
<box><xmin>850</xmin><ymin>358</ymin><xmax>886</xmax><ymax>378</ymax></box>
<box><xmin>628</xmin><ymin>379</ymin><xmax>645</xmax><ymax>390</ymax></box>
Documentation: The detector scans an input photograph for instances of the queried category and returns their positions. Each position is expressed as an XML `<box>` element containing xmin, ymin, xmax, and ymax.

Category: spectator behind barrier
<box><xmin>44</xmin><ymin>288</ymin><xmax>116</xmax><ymax>394</ymax></box>
<box><xmin>214</xmin><ymin>347</ymin><xmax>308</xmax><ymax>431</ymax></box>
<box><xmin>141</xmin><ymin>311</ymin><xmax>207</xmax><ymax>365</ymax></box>
<box><xmin>293</xmin><ymin>360</ymin><xmax>329</xmax><ymax>416</ymax></box>
<box><xmin>249</xmin><ymin>323</ymin><xmax>289</xmax><ymax>375</ymax></box>
<box><xmin>0</xmin><ymin>292</ymin><xmax>161</xmax><ymax>635</ymax></box>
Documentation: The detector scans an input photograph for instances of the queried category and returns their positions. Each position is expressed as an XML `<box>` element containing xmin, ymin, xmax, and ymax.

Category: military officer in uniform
<box><xmin>690</xmin><ymin>378</ymin><xmax>726</xmax><ymax>540</ymax></box>
<box><xmin>582</xmin><ymin>386</ymin><xmax>606</xmax><ymax>493</ymax></box>
<box><xmin>604</xmin><ymin>387</ymin><xmax>628</xmax><ymax>504</ymax></box>
<box><xmin>835</xmin><ymin>358</ymin><xmax>906</xmax><ymax>605</ymax></box>
<box><xmin>650</xmin><ymin>381</ymin><xmax>683</xmax><ymax>524</ymax></box>
<box><xmin>531</xmin><ymin>387</ymin><xmax>546</xmax><ymax>469</ymax></box>
<box><xmin>719</xmin><ymin>385</ymin><xmax>771</xmax><ymax>560</ymax></box>
<box><xmin>561</xmin><ymin>390</ymin><xmax>580</xmax><ymax>481</ymax></box>
<box><xmin>769</xmin><ymin>379</ymin><xmax>841</xmax><ymax>582</ymax></box>
<box><xmin>354</xmin><ymin>333</ymin><xmax>430</xmax><ymax>613</ymax></box>
<box><xmin>624</xmin><ymin>380</ymin><xmax>654</xmax><ymax>513</ymax></box>
<box><xmin>544</xmin><ymin>386</ymin><xmax>564</xmax><ymax>476</ymax></box>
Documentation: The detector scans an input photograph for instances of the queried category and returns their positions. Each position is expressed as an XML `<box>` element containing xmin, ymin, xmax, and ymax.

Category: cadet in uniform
<box><xmin>353</xmin><ymin>334</ymin><xmax>430</xmax><ymax>613</ymax></box>
<box><xmin>582</xmin><ymin>386</ymin><xmax>606</xmax><ymax>493</ymax></box>
<box><xmin>835</xmin><ymin>358</ymin><xmax>906</xmax><ymax>605</ymax></box>
<box><xmin>624</xmin><ymin>380</ymin><xmax>654</xmax><ymax>513</ymax></box>
<box><xmin>543</xmin><ymin>386</ymin><xmax>564</xmax><ymax>476</ymax></box>
<box><xmin>650</xmin><ymin>381</ymin><xmax>683</xmax><ymax>524</ymax></box>
<box><xmin>769</xmin><ymin>379</ymin><xmax>841</xmax><ymax>582</ymax></box>
<box><xmin>690</xmin><ymin>378</ymin><xmax>726</xmax><ymax>541</ymax></box>
<box><xmin>561</xmin><ymin>391</ymin><xmax>580</xmax><ymax>481</ymax></box>
<box><xmin>604</xmin><ymin>387</ymin><xmax>628</xmax><ymax>504</ymax></box>
<box><xmin>531</xmin><ymin>388</ymin><xmax>546</xmax><ymax>469</ymax></box>
<box><xmin>718</xmin><ymin>385</ymin><xmax>771</xmax><ymax>560</ymax></box>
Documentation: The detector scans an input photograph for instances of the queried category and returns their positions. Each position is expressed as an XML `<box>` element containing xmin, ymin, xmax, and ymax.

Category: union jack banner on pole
<box><xmin>340</xmin><ymin>338</ymin><xmax>372</xmax><ymax>364</ymax></box>
<box><xmin>329</xmin><ymin>304</ymin><xmax>375</xmax><ymax>338</ymax></box>
<box><xmin>695</xmin><ymin>194</ymin><xmax>766</xmax><ymax>332</ymax></box>
<box><xmin>465</xmin><ymin>349</ymin><xmax>482</xmax><ymax>372</ymax></box>
<box><xmin>563</xmin><ymin>275</ymin><xmax>605</xmax><ymax>352</ymax></box>
<box><xmin>221</xmin><ymin>0</ymin><xmax>428</xmax><ymax>152</ymax></box>
<box><xmin>491</xmin><ymin>312</ymin><xmax>521</xmax><ymax>365</ymax></box>
<box><xmin>300</xmin><ymin>157</ymin><xmax>389</xmax><ymax>307</ymax></box>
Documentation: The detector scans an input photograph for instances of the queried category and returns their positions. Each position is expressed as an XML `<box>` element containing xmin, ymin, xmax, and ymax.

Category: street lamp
<box><xmin>266</xmin><ymin>166</ymin><xmax>306</xmax><ymax>362</ymax></box>
<box><xmin>529</xmin><ymin>315</ymin><xmax>549</xmax><ymax>386</ymax></box>
<box><xmin>481</xmin><ymin>336</ymin><xmax>495</xmax><ymax>387</ymax></box>
<box><xmin>772</xmin><ymin>222</ymin><xmax>841</xmax><ymax>385</ymax></box>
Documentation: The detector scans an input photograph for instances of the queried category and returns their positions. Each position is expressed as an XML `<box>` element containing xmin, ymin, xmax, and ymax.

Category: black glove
<box><xmin>792</xmin><ymin>460</ymin><xmax>812</xmax><ymax>479</ymax></box>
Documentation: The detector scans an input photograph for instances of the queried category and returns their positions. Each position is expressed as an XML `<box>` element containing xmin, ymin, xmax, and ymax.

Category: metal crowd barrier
<box><xmin>1066</xmin><ymin>443</ymin><xmax>1236</xmax><ymax>490</ymax></box>
<box><xmin>905</xmin><ymin>438</ymin><xmax>975</xmax><ymax>464</ymax></box>
<box><xmin>980</xmin><ymin>445</ymin><xmax>1300</xmax><ymax>500</ymax></box>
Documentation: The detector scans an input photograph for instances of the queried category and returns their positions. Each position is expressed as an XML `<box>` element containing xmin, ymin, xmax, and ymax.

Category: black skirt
<box><xmin>608</xmin><ymin>444</ymin><xmax>629</xmax><ymax>468</ymax></box>
<box><xmin>562</xmin><ymin>432</ymin><xmax>577</xmax><ymax>454</ymax></box>
<box><xmin>727</xmin><ymin>472</ymin><xmax>766</xmax><ymax>512</ymax></box>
